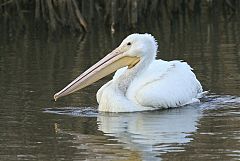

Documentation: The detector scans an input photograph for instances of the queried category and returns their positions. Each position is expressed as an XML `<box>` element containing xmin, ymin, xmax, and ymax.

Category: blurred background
<box><xmin>0</xmin><ymin>0</ymin><xmax>239</xmax><ymax>33</ymax></box>
<box><xmin>0</xmin><ymin>0</ymin><xmax>240</xmax><ymax>161</ymax></box>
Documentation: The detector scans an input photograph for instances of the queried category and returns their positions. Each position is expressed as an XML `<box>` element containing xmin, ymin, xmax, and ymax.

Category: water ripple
<box><xmin>44</xmin><ymin>107</ymin><xmax>98</xmax><ymax>117</ymax></box>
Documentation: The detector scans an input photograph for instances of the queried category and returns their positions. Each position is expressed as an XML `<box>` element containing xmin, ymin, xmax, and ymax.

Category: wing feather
<box><xmin>127</xmin><ymin>60</ymin><xmax>202</xmax><ymax>108</ymax></box>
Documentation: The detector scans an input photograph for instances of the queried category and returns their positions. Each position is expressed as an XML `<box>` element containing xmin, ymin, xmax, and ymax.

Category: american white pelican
<box><xmin>54</xmin><ymin>33</ymin><xmax>203</xmax><ymax>112</ymax></box>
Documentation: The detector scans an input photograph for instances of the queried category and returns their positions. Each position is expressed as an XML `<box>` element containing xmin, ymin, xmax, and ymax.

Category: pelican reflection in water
<box><xmin>51</xmin><ymin>105</ymin><xmax>201</xmax><ymax>161</ymax></box>
<box><xmin>54</xmin><ymin>33</ymin><xmax>204</xmax><ymax>112</ymax></box>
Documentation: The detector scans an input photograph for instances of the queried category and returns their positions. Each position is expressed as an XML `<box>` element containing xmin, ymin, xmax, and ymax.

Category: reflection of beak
<box><xmin>54</xmin><ymin>49</ymin><xmax>140</xmax><ymax>101</ymax></box>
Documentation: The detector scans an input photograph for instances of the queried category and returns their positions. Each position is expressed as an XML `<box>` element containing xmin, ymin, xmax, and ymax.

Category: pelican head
<box><xmin>54</xmin><ymin>33</ymin><xmax>158</xmax><ymax>100</ymax></box>
<box><xmin>118</xmin><ymin>33</ymin><xmax>158</xmax><ymax>60</ymax></box>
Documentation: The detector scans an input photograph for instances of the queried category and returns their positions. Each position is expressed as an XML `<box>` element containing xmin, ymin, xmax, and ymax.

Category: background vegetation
<box><xmin>0</xmin><ymin>0</ymin><xmax>239</xmax><ymax>33</ymax></box>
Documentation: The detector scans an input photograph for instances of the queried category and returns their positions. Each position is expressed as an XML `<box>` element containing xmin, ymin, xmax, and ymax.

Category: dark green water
<box><xmin>0</xmin><ymin>14</ymin><xmax>240</xmax><ymax>160</ymax></box>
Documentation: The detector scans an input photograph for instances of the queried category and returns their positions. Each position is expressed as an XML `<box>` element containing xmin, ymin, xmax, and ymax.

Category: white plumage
<box><xmin>96</xmin><ymin>34</ymin><xmax>203</xmax><ymax>112</ymax></box>
<box><xmin>54</xmin><ymin>33</ymin><xmax>204</xmax><ymax>112</ymax></box>
<box><xmin>97</xmin><ymin>59</ymin><xmax>203</xmax><ymax>112</ymax></box>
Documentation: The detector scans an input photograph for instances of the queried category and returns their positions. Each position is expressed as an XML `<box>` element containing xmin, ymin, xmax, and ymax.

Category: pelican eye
<box><xmin>127</xmin><ymin>42</ymin><xmax>131</xmax><ymax>46</ymax></box>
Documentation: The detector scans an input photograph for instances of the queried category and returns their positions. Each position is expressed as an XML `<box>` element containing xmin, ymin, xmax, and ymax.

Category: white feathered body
<box><xmin>97</xmin><ymin>59</ymin><xmax>203</xmax><ymax>112</ymax></box>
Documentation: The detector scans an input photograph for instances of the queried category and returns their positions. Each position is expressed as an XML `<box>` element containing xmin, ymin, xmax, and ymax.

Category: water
<box><xmin>0</xmin><ymin>13</ymin><xmax>240</xmax><ymax>161</ymax></box>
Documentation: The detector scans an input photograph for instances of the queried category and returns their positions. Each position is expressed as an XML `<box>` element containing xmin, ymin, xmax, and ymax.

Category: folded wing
<box><xmin>125</xmin><ymin>60</ymin><xmax>203</xmax><ymax>108</ymax></box>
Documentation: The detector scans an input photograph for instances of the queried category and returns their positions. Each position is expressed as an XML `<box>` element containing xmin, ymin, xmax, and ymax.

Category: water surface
<box><xmin>0</xmin><ymin>12</ymin><xmax>240</xmax><ymax>161</ymax></box>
